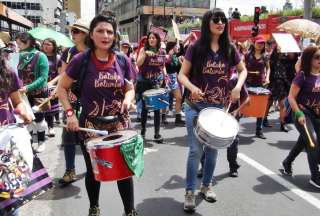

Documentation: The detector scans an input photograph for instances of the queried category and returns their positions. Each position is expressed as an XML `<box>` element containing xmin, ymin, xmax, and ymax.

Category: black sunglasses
<box><xmin>71</xmin><ymin>28</ymin><xmax>82</xmax><ymax>34</ymax></box>
<box><xmin>212</xmin><ymin>17</ymin><xmax>228</xmax><ymax>24</ymax></box>
<box><xmin>313</xmin><ymin>54</ymin><xmax>320</xmax><ymax>60</ymax></box>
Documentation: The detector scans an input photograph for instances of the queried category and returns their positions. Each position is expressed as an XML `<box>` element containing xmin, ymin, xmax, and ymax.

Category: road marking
<box><xmin>144</xmin><ymin>147</ymin><xmax>158</xmax><ymax>155</ymax></box>
<box><xmin>238</xmin><ymin>153</ymin><xmax>320</xmax><ymax>210</ymax></box>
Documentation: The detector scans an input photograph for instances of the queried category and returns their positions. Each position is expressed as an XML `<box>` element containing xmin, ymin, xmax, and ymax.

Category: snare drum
<box><xmin>194</xmin><ymin>108</ymin><xmax>239</xmax><ymax>149</ymax></box>
<box><xmin>142</xmin><ymin>88</ymin><xmax>169</xmax><ymax>110</ymax></box>
<box><xmin>240</xmin><ymin>87</ymin><xmax>271</xmax><ymax>117</ymax></box>
<box><xmin>86</xmin><ymin>130</ymin><xmax>138</xmax><ymax>182</ymax></box>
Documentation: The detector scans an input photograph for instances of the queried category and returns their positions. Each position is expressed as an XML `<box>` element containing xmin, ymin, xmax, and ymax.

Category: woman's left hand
<box><xmin>231</xmin><ymin>86</ymin><xmax>241</xmax><ymax>102</ymax></box>
<box><xmin>121</xmin><ymin>99</ymin><xmax>132</xmax><ymax>113</ymax></box>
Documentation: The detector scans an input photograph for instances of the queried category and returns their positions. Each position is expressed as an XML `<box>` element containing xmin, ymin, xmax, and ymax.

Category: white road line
<box><xmin>238</xmin><ymin>152</ymin><xmax>320</xmax><ymax>210</ymax></box>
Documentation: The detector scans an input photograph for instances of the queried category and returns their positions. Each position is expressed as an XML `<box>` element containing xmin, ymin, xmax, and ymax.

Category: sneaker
<box><xmin>199</xmin><ymin>184</ymin><xmax>217</xmax><ymax>202</ymax></box>
<box><xmin>180</xmin><ymin>111</ymin><xmax>185</xmax><ymax>117</ymax></box>
<box><xmin>127</xmin><ymin>210</ymin><xmax>139</xmax><ymax>216</ymax></box>
<box><xmin>256</xmin><ymin>131</ymin><xmax>266</xmax><ymax>139</ymax></box>
<box><xmin>55</xmin><ymin>120</ymin><xmax>61</xmax><ymax>125</ymax></box>
<box><xmin>48</xmin><ymin>128</ymin><xmax>56</xmax><ymax>137</ymax></box>
<box><xmin>229</xmin><ymin>170</ymin><xmax>238</xmax><ymax>177</ymax></box>
<box><xmin>88</xmin><ymin>206</ymin><xmax>100</xmax><ymax>216</ymax></box>
<box><xmin>282</xmin><ymin>160</ymin><xmax>292</xmax><ymax>176</ymax></box>
<box><xmin>175</xmin><ymin>114</ymin><xmax>185</xmax><ymax>126</ymax></box>
<box><xmin>58</xmin><ymin>169</ymin><xmax>76</xmax><ymax>185</ymax></box>
<box><xmin>161</xmin><ymin>114</ymin><xmax>169</xmax><ymax>125</ymax></box>
<box><xmin>183</xmin><ymin>190</ymin><xmax>195</xmax><ymax>212</ymax></box>
<box><xmin>280</xmin><ymin>123</ymin><xmax>289</xmax><ymax>132</ymax></box>
<box><xmin>154</xmin><ymin>134</ymin><xmax>164</xmax><ymax>143</ymax></box>
<box><xmin>310</xmin><ymin>177</ymin><xmax>320</xmax><ymax>189</ymax></box>
<box><xmin>36</xmin><ymin>142</ymin><xmax>46</xmax><ymax>153</ymax></box>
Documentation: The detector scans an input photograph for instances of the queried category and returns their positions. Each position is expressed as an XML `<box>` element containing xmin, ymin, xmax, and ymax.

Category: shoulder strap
<box><xmin>77</xmin><ymin>49</ymin><xmax>91</xmax><ymax>98</ymax></box>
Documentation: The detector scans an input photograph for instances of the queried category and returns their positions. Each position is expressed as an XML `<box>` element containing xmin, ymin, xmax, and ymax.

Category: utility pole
<box><xmin>214</xmin><ymin>0</ymin><xmax>217</xmax><ymax>8</ymax></box>
<box><xmin>304</xmin><ymin>0</ymin><xmax>312</xmax><ymax>20</ymax></box>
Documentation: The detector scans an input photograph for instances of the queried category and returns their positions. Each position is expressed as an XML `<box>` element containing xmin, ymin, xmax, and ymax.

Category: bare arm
<box><xmin>136</xmin><ymin>48</ymin><xmax>146</xmax><ymax>66</ymax></box>
<box><xmin>288</xmin><ymin>83</ymin><xmax>301</xmax><ymax>113</ymax></box>
<box><xmin>235</xmin><ymin>60</ymin><xmax>247</xmax><ymax>89</ymax></box>
<box><xmin>56</xmin><ymin>72</ymin><xmax>74</xmax><ymax>111</ymax></box>
<box><xmin>10</xmin><ymin>91</ymin><xmax>32</xmax><ymax>124</ymax></box>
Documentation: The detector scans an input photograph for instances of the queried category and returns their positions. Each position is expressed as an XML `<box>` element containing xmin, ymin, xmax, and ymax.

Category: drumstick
<box><xmin>225</xmin><ymin>101</ymin><xmax>232</xmax><ymax>113</ymax></box>
<box><xmin>37</xmin><ymin>95</ymin><xmax>54</xmax><ymax>108</ymax></box>
<box><xmin>60</xmin><ymin>125</ymin><xmax>109</xmax><ymax>136</ymax></box>
<box><xmin>303</xmin><ymin>124</ymin><xmax>316</xmax><ymax>148</ymax></box>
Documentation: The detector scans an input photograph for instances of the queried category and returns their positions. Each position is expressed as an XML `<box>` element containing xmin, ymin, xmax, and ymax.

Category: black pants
<box><xmin>136</xmin><ymin>80</ymin><xmax>162</xmax><ymax>135</ymax></box>
<box><xmin>80</xmin><ymin>143</ymin><xmax>134</xmax><ymax>214</ymax></box>
<box><xmin>284</xmin><ymin>108</ymin><xmax>320</xmax><ymax>178</ymax></box>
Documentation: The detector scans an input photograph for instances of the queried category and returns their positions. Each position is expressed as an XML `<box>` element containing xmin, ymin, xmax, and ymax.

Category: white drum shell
<box><xmin>194</xmin><ymin>108</ymin><xmax>239</xmax><ymax>149</ymax></box>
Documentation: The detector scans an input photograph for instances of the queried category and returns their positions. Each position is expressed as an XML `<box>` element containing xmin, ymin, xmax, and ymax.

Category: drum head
<box><xmin>198</xmin><ymin>108</ymin><xmax>239</xmax><ymax>139</ymax></box>
<box><xmin>86</xmin><ymin>130</ymin><xmax>138</xmax><ymax>149</ymax></box>
<box><xmin>247</xmin><ymin>87</ymin><xmax>270</xmax><ymax>95</ymax></box>
<box><xmin>143</xmin><ymin>88</ymin><xmax>166</xmax><ymax>97</ymax></box>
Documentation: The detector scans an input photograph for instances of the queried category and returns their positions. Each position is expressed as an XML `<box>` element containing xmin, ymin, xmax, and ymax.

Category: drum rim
<box><xmin>142</xmin><ymin>88</ymin><xmax>167</xmax><ymax>96</ymax></box>
<box><xmin>86</xmin><ymin>130</ymin><xmax>138</xmax><ymax>149</ymax></box>
<box><xmin>193</xmin><ymin>127</ymin><xmax>234</xmax><ymax>149</ymax></box>
<box><xmin>197</xmin><ymin>108</ymin><xmax>239</xmax><ymax>139</ymax></box>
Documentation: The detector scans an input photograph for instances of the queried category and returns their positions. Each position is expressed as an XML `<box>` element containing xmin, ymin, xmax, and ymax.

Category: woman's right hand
<box><xmin>298</xmin><ymin>116</ymin><xmax>306</xmax><ymax>125</ymax></box>
<box><xmin>190</xmin><ymin>86</ymin><xmax>204</xmax><ymax>101</ymax></box>
<box><xmin>66</xmin><ymin>115</ymin><xmax>79</xmax><ymax>131</ymax></box>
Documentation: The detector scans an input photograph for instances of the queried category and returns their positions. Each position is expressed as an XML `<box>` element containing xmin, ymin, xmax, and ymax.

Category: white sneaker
<box><xmin>183</xmin><ymin>190</ymin><xmax>195</xmax><ymax>212</ymax></box>
<box><xmin>199</xmin><ymin>184</ymin><xmax>217</xmax><ymax>202</ymax></box>
<box><xmin>36</xmin><ymin>142</ymin><xmax>46</xmax><ymax>153</ymax></box>
<box><xmin>180</xmin><ymin>111</ymin><xmax>185</xmax><ymax>117</ymax></box>
<box><xmin>48</xmin><ymin>128</ymin><xmax>55</xmax><ymax>137</ymax></box>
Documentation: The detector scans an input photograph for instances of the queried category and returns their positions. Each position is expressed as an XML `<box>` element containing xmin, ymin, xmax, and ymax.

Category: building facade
<box><xmin>0</xmin><ymin>0</ymin><xmax>63</xmax><ymax>29</ymax></box>
<box><xmin>64</xmin><ymin>0</ymin><xmax>80</xmax><ymax>19</ymax></box>
<box><xmin>99</xmin><ymin>0</ymin><xmax>210</xmax><ymax>42</ymax></box>
<box><xmin>0</xmin><ymin>3</ymin><xmax>33</xmax><ymax>38</ymax></box>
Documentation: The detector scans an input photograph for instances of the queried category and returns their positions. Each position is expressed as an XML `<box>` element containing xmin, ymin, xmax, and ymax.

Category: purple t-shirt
<box><xmin>245</xmin><ymin>53</ymin><xmax>267</xmax><ymax>86</ymax></box>
<box><xmin>185</xmin><ymin>44</ymin><xmax>241</xmax><ymax>105</ymax></box>
<box><xmin>61</xmin><ymin>47</ymin><xmax>80</xmax><ymax>64</ymax></box>
<box><xmin>66</xmin><ymin>52</ymin><xmax>135</xmax><ymax>138</ymax></box>
<box><xmin>294</xmin><ymin>72</ymin><xmax>320</xmax><ymax>113</ymax></box>
<box><xmin>139</xmin><ymin>50</ymin><xmax>166</xmax><ymax>82</ymax></box>
<box><xmin>47</xmin><ymin>55</ymin><xmax>60</xmax><ymax>81</ymax></box>
<box><xmin>0</xmin><ymin>71</ymin><xmax>22</xmax><ymax>126</ymax></box>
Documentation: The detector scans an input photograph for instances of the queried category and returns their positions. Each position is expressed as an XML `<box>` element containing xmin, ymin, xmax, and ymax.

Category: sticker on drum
<box><xmin>194</xmin><ymin>108</ymin><xmax>239</xmax><ymax>149</ymax></box>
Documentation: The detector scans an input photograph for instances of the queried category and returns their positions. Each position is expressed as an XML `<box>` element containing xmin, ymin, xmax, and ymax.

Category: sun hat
<box><xmin>68</xmin><ymin>18</ymin><xmax>90</xmax><ymax>34</ymax></box>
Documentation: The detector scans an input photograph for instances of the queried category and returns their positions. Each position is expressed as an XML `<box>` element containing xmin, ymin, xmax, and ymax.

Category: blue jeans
<box><xmin>185</xmin><ymin>102</ymin><xmax>219</xmax><ymax>191</ymax></box>
<box><xmin>9</xmin><ymin>210</ymin><xmax>19</xmax><ymax>216</ymax></box>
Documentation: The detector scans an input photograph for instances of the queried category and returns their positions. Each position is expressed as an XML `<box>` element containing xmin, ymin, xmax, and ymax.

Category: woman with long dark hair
<box><xmin>282</xmin><ymin>46</ymin><xmax>320</xmax><ymax>188</ymax></box>
<box><xmin>57</xmin><ymin>14</ymin><xmax>138</xmax><ymax>216</ymax></box>
<box><xmin>41</xmin><ymin>38</ymin><xmax>61</xmax><ymax>139</ymax></box>
<box><xmin>15</xmin><ymin>32</ymin><xmax>49</xmax><ymax>153</ymax></box>
<box><xmin>178</xmin><ymin>8</ymin><xmax>247</xmax><ymax>212</ymax></box>
<box><xmin>244</xmin><ymin>35</ymin><xmax>270</xmax><ymax>139</ymax></box>
<box><xmin>136</xmin><ymin>32</ymin><xmax>167</xmax><ymax>143</ymax></box>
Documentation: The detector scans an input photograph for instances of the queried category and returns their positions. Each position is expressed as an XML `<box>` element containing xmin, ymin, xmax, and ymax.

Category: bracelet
<box><xmin>294</xmin><ymin>110</ymin><xmax>305</xmax><ymax>119</ymax></box>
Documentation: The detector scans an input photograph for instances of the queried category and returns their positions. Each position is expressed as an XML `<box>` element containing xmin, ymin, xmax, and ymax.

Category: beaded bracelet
<box><xmin>294</xmin><ymin>110</ymin><xmax>305</xmax><ymax>119</ymax></box>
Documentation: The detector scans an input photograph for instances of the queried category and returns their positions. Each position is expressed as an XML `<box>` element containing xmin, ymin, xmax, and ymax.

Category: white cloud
<box><xmin>214</xmin><ymin>0</ymin><xmax>304</xmax><ymax>15</ymax></box>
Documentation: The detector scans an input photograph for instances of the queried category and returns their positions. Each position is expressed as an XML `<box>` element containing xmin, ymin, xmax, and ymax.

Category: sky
<box><xmin>213</xmin><ymin>0</ymin><xmax>304</xmax><ymax>15</ymax></box>
<box><xmin>81</xmin><ymin>0</ymin><xmax>96</xmax><ymax>20</ymax></box>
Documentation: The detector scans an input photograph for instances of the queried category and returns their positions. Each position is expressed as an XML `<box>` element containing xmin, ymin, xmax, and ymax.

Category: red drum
<box><xmin>86</xmin><ymin>130</ymin><xmax>137</xmax><ymax>182</ymax></box>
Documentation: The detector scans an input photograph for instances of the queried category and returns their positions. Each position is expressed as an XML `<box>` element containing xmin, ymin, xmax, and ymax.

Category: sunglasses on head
<box><xmin>71</xmin><ymin>28</ymin><xmax>82</xmax><ymax>34</ymax></box>
<box><xmin>212</xmin><ymin>17</ymin><xmax>227</xmax><ymax>24</ymax></box>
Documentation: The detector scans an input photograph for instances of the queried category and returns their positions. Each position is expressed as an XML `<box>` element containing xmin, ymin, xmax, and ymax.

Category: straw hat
<box><xmin>68</xmin><ymin>18</ymin><xmax>90</xmax><ymax>34</ymax></box>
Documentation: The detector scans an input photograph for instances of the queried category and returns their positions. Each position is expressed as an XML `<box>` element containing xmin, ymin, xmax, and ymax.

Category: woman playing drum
<box><xmin>57</xmin><ymin>14</ymin><xmax>138</xmax><ymax>216</ymax></box>
<box><xmin>0</xmin><ymin>49</ymin><xmax>32</xmax><ymax>216</ymax></box>
<box><xmin>178</xmin><ymin>8</ymin><xmax>247</xmax><ymax>212</ymax></box>
<box><xmin>244</xmin><ymin>35</ymin><xmax>271</xmax><ymax>139</ymax></box>
<box><xmin>136</xmin><ymin>32</ymin><xmax>167</xmax><ymax>143</ymax></box>
<box><xmin>282</xmin><ymin>46</ymin><xmax>320</xmax><ymax>188</ymax></box>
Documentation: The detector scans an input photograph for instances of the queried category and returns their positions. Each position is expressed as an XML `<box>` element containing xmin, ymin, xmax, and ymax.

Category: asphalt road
<box><xmin>19</xmin><ymin>111</ymin><xmax>320</xmax><ymax>216</ymax></box>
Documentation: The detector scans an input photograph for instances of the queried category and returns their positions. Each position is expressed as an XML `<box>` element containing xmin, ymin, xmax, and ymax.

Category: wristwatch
<box><xmin>65</xmin><ymin>108</ymin><xmax>74</xmax><ymax>117</ymax></box>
